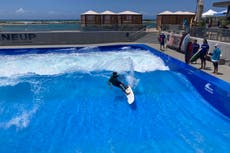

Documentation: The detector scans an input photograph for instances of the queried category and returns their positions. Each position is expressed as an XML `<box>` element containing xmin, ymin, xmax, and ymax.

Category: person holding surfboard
<box><xmin>108</xmin><ymin>71</ymin><xmax>130</xmax><ymax>95</ymax></box>
<box><xmin>191</xmin><ymin>39</ymin><xmax>200</xmax><ymax>64</ymax></box>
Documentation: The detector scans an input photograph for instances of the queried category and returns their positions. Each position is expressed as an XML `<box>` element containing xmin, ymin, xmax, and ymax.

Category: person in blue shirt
<box><xmin>199</xmin><ymin>39</ymin><xmax>209</xmax><ymax>69</ymax></box>
<box><xmin>211</xmin><ymin>44</ymin><xmax>221</xmax><ymax>74</ymax></box>
<box><xmin>158</xmin><ymin>33</ymin><xmax>166</xmax><ymax>50</ymax></box>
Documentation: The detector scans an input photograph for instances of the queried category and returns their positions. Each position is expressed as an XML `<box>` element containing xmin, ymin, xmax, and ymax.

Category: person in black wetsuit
<box><xmin>108</xmin><ymin>71</ymin><xmax>129</xmax><ymax>94</ymax></box>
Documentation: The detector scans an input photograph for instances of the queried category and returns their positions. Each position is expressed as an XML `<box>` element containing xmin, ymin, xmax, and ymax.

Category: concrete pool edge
<box><xmin>138</xmin><ymin>44</ymin><xmax>230</xmax><ymax>119</ymax></box>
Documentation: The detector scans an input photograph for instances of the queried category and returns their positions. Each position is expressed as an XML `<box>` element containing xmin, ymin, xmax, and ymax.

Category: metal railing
<box><xmin>190</xmin><ymin>27</ymin><xmax>230</xmax><ymax>42</ymax></box>
<box><xmin>128</xmin><ymin>26</ymin><xmax>148</xmax><ymax>40</ymax></box>
<box><xmin>160</xmin><ymin>24</ymin><xmax>230</xmax><ymax>42</ymax></box>
<box><xmin>81</xmin><ymin>24</ymin><xmax>145</xmax><ymax>31</ymax></box>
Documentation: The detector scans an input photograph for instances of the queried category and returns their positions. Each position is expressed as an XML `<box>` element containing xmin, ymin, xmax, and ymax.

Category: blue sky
<box><xmin>0</xmin><ymin>0</ymin><xmax>225</xmax><ymax>19</ymax></box>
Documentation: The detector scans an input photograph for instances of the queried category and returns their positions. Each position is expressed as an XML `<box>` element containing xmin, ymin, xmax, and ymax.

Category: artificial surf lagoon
<box><xmin>0</xmin><ymin>44</ymin><xmax>229</xmax><ymax>153</ymax></box>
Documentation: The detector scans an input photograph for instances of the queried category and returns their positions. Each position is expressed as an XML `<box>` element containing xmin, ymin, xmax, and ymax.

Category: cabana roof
<box><xmin>158</xmin><ymin>11</ymin><xmax>173</xmax><ymax>15</ymax></box>
<box><xmin>101</xmin><ymin>10</ymin><xmax>116</xmax><ymax>15</ymax></box>
<box><xmin>82</xmin><ymin>10</ymin><xmax>142</xmax><ymax>15</ymax></box>
<box><xmin>119</xmin><ymin>11</ymin><xmax>141</xmax><ymax>15</ymax></box>
<box><xmin>174</xmin><ymin>11</ymin><xmax>194</xmax><ymax>15</ymax></box>
<box><xmin>158</xmin><ymin>11</ymin><xmax>195</xmax><ymax>15</ymax></box>
<box><xmin>82</xmin><ymin>10</ymin><xmax>99</xmax><ymax>15</ymax></box>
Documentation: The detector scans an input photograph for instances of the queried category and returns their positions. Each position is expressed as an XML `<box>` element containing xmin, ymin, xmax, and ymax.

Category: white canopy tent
<box><xmin>202</xmin><ymin>9</ymin><xmax>217</xmax><ymax>17</ymax></box>
<box><xmin>202</xmin><ymin>9</ymin><xmax>227</xmax><ymax>17</ymax></box>
<box><xmin>213</xmin><ymin>9</ymin><xmax>228</xmax><ymax>17</ymax></box>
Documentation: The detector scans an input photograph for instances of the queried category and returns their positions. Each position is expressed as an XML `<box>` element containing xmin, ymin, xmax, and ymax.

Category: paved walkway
<box><xmin>147</xmin><ymin>43</ymin><xmax>230</xmax><ymax>83</ymax></box>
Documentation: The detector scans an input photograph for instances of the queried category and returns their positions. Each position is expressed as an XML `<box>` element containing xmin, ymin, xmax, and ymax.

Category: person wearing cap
<box><xmin>211</xmin><ymin>44</ymin><xmax>221</xmax><ymax>74</ymax></box>
<box><xmin>108</xmin><ymin>71</ymin><xmax>129</xmax><ymax>94</ymax></box>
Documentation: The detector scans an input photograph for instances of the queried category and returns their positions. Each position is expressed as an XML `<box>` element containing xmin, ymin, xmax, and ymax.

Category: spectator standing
<box><xmin>199</xmin><ymin>39</ymin><xmax>209</xmax><ymax>69</ymax></box>
<box><xmin>158</xmin><ymin>32</ymin><xmax>166</xmax><ymax>50</ymax></box>
<box><xmin>211</xmin><ymin>44</ymin><xmax>221</xmax><ymax>74</ymax></box>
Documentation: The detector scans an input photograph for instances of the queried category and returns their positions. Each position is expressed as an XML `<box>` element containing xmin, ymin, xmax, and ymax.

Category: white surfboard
<box><xmin>180</xmin><ymin>33</ymin><xmax>190</xmax><ymax>52</ymax></box>
<box><xmin>125</xmin><ymin>86</ymin><xmax>135</xmax><ymax>104</ymax></box>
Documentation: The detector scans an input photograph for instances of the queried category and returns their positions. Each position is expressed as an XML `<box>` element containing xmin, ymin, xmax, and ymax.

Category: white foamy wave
<box><xmin>121</xmin><ymin>46</ymin><xmax>132</xmax><ymax>50</ymax></box>
<box><xmin>0</xmin><ymin>78</ymin><xmax>43</xmax><ymax>129</ymax></box>
<box><xmin>0</xmin><ymin>49</ymin><xmax>169</xmax><ymax>77</ymax></box>
<box><xmin>126</xmin><ymin>74</ymin><xmax>139</xmax><ymax>88</ymax></box>
<box><xmin>0</xmin><ymin>77</ymin><xmax>21</xmax><ymax>87</ymax></box>
<box><xmin>0</xmin><ymin>80</ymin><xmax>43</xmax><ymax>129</ymax></box>
<box><xmin>0</xmin><ymin>105</ymin><xmax>38</xmax><ymax>129</ymax></box>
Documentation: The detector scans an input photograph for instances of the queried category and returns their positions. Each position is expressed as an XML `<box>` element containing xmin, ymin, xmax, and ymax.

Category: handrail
<box><xmin>129</xmin><ymin>26</ymin><xmax>147</xmax><ymax>39</ymax></box>
<box><xmin>190</xmin><ymin>27</ymin><xmax>230</xmax><ymax>42</ymax></box>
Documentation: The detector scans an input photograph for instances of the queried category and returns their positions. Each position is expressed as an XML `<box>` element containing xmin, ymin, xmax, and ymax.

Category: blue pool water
<box><xmin>0</xmin><ymin>45</ymin><xmax>229</xmax><ymax>153</ymax></box>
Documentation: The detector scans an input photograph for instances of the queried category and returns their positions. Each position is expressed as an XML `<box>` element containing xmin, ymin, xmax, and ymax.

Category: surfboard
<box><xmin>180</xmin><ymin>33</ymin><xmax>190</xmax><ymax>52</ymax></box>
<box><xmin>190</xmin><ymin>49</ymin><xmax>201</xmax><ymax>62</ymax></box>
<box><xmin>125</xmin><ymin>86</ymin><xmax>134</xmax><ymax>104</ymax></box>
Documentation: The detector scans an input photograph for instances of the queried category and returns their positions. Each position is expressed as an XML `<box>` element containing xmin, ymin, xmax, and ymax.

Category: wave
<box><xmin>0</xmin><ymin>80</ymin><xmax>43</xmax><ymax>129</ymax></box>
<box><xmin>0</xmin><ymin>49</ymin><xmax>169</xmax><ymax>78</ymax></box>
<box><xmin>0</xmin><ymin>106</ymin><xmax>38</xmax><ymax>129</ymax></box>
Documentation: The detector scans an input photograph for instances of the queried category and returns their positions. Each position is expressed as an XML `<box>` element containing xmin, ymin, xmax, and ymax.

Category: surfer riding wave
<box><xmin>108</xmin><ymin>71</ymin><xmax>130</xmax><ymax>95</ymax></box>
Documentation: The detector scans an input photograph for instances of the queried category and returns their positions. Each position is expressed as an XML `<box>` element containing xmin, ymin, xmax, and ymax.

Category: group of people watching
<box><xmin>185</xmin><ymin>38</ymin><xmax>222</xmax><ymax>74</ymax></box>
<box><xmin>159</xmin><ymin>32</ymin><xmax>222</xmax><ymax>75</ymax></box>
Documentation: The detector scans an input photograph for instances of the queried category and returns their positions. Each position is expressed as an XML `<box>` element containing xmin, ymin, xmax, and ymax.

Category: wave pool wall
<box><xmin>137</xmin><ymin>44</ymin><xmax>230</xmax><ymax>118</ymax></box>
<box><xmin>0</xmin><ymin>44</ymin><xmax>229</xmax><ymax>118</ymax></box>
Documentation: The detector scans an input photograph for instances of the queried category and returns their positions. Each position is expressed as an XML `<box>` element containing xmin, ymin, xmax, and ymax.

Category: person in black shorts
<box><xmin>199</xmin><ymin>39</ymin><xmax>209</xmax><ymax>69</ymax></box>
<box><xmin>108</xmin><ymin>71</ymin><xmax>129</xmax><ymax>94</ymax></box>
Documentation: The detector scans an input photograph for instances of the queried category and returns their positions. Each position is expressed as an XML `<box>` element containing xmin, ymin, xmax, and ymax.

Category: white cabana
<box><xmin>202</xmin><ymin>9</ymin><xmax>217</xmax><ymax>17</ymax></box>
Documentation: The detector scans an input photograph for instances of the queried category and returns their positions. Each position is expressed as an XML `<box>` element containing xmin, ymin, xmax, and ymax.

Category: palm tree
<box><xmin>195</xmin><ymin>0</ymin><xmax>204</xmax><ymax>23</ymax></box>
